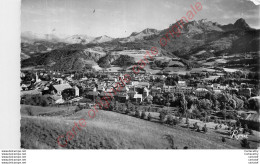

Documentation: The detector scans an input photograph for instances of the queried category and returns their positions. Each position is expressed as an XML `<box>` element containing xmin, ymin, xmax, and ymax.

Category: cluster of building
<box><xmin>20</xmin><ymin>68</ymin><xmax>258</xmax><ymax>106</ymax></box>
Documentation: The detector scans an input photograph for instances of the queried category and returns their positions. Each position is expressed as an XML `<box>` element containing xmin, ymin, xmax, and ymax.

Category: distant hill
<box><xmin>21</xmin><ymin>47</ymin><xmax>107</xmax><ymax>71</ymax></box>
<box><xmin>121</xmin><ymin>28</ymin><xmax>160</xmax><ymax>42</ymax></box>
<box><xmin>64</xmin><ymin>35</ymin><xmax>95</xmax><ymax>44</ymax></box>
<box><xmin>91</xmin><ymin>35</ymin><xmax>114</xmax><ymax>44</ymax></box>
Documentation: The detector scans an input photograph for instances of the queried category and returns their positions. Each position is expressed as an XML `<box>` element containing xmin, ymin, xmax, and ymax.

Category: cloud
<box><xmin>161</xmin><ymin>1</ymin><xmax>181</xmax><ymax>9</ymax></box>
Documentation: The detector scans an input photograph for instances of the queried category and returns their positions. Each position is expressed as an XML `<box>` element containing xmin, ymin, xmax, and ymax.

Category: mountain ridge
<box><xmin>21</xmin><ymin>18</ymin><xmax>260</xmax><ymax>72</ymax></box>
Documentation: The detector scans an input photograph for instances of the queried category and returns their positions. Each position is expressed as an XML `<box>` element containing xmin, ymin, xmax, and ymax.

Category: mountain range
<box><xmin>21</xmin><ymin>18</ymin><xmax>260</xmax><ymax>72</ymax></box>
<box><xmin>21</xmin><ymin>32</ymin><xmax>114</xmax><ymax>44</ymax></box>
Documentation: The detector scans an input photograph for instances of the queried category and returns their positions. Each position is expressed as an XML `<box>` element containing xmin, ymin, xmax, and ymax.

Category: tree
<box><xmin>212</xmin><ymin>94</ymin><xmax>217</xmax><ymax>108</ymax></box>
<box><xmin>159</xmin><ymin>110</ymin><xmax>167</xmax><ymax>123</ymax></box>
<box><xmin>202</xmin><ymin>124</ymin><xmax>208</xmax><ymax>133</ymax></box>
<box><xmin>147</xmin><ymin>113</ymin><xmax>152</xmax><ymax>121</ymax></box>
<box><xmin>141</xmin><ymin>111</ymin><xmax>146</xmax><ymax>119</ymax></box>
<box><xmin>219</xmin><ymin>93</ymin><xmax>230</xmax><ymax>121</ymax></box>
<box><xmin>241</xmin><ymin>138</ymin><xmax>250</xmax><ymax>148</ymax></box>
<box><xmin>205</xmin><ymin>72</ymin><xmax>210</xmax><ymax>78</ymax></box>
<box><xmin>166</xmin><ymin>101</ymin><xmax>170</xmax><ymax>110</ymax></box>
<box><xmin>135</xmin><ymin>110</ymin><xmax>140</xmax><ymax>118</ymax></box>
<box><xmin>185</xmin><ymin>117</ymin><xmax>189</xmax><ymax>124</ymax></box>
<box><xmin>24</xmin><ymin>107</ymin><xmax>33</xmax><ymax>116</ymax></box>
<box><xmin>248</xmin><ymin>97</ymin><xmax>260</xmax><ymax>112</ymax></box>
<box><xmin>163</xmin><ymin>135</ymin><xmax>178</xmax><ymax>149</ymax></box>
<box><xmin>241</xmin><ymin>113</ymin><xmax>247</xmax><ymax>119</ymax></box>
<box><xmin>198</xmin><ymin>99</ymin><xmax>212</xmax><ymax>111</ymax></box>
<box><xmin>179</xmin><ymin>93</ymin><xmax>188</xmax><ymax>120</ymax></box>
<box><xmin>166</xmin><ymin>115</ymin><xmax>174</xmax><ymax>125</ymax></box>
<box><xmin>222</xmin><ymin>137</ymin><xmax>226</xmax><ymax>142</ymax></box>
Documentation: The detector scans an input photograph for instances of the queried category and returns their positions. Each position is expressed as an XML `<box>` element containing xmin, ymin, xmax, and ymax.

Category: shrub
<box><xmin>75</xmin><ymin>105</ymin><xmax>81</xmax><ymax>113</ymax></box>
<box><xmin>193</xmin><ymin>122</ymin><xmax>198</xmax><ymax>129</ymax></box>
<box><xmin>41</xmin><ymin>100</ymin><xmax>48</xmax><ymax>107</ymax></box>
<box><xmin>241</xmin><ymin>138</ymin><xmax>250</xmax><ymax>148</ymax></box>
<box><xmin>173</xmin><ymin>118</ymin><xmax>180</xmax><ymax>125</ymax></box>
<box><xmin>141</xmin><ymin>111</ymin><xmax>146</xmax><ymax>119</ymax></box>
<box><xmin>122</xmin><ymin>108</ymin><xmax>126</xmax><ymax>113</ymax></box>
<box><xmin>185</xmin><ymin>117</ymin><xmax>189</xmax><ymax>124</ymax></box>
<box><xmin>179</xmin><ymin>117</ymin><xmax>183</xmax><ymax>123</ymax></box>
<box><xmin>215</xmin><ymin>125</ymin><xmax>218</xmax><ymax>130</ymax></box>
<box><xmin>163</xmin><ymin>134</ymin><xmax>178</xmax><ymax>149</ymax></box>
<box><xmin>227</xmin><ymin>121</ymin><xmax>231</xmax><ymax>126</ymax></box>
<box><xmin>227</xmin><ymin>126</ymin><xmax>231</xmax><ymax>130</ymax></box>
<box><xmin>241</xmin><ymin>113</ymin><xmax>247</xmax><ymax>119</ymax></box>
<box><xmin>147</xmin><ymin>113</ymin><xmax>152</xmax><ymax>121</ymax></box>
<box><xmin>202</xmin><ymin>124</ymin><xmax>208</xmax><ymax>133</ymax></box>
<box><xmin>134</xmin><ymin>110</ymin><xmax>140</xmax><ymax>118</ymax></box>
<box><xmin>183</xmin><ymin>146</ymin><xmax>188</xmax><ymax>149</ymax></box>
<box><xmin>24</xmin><ymin>107</ymin><xmax>33</xmax><ymax>116</ymax></box>
<box><xmin>159</xmin><ymin>110</ymin><xmax>167</xmax><ymax>123</ymax></box>
<box><xmin>243</xmin><ymin>124</ymin><xmax>249</xmax><ymax>134</ymax></box>
<box><xmin>166</xmin><ymin>115</ymin><xmax>174</xmax><ymax>125</ymax></box>
<box><xmin>222</xmin><ymin>137</ymin><xmax>226</xmax><ymax>142</ymax></box>
<box><xmin>196</xmin><ymin>126</ymin><xmax>201</xmax><ymax>132</ymax></box>
<box><xmin>248</xmin><ymin>129</ymin><xmax>253</xmax><ymax>135</ymax></box>
<box><xmin>186</xmin><ymin>122</ymin><xmax>190</xmax><ymax>129</ymax></box>
<box><xmin>125</xmin><ymin>108</ymin><xmax>130</xmax><ymax>114</ymax></box>
<box><xmin>236</xmin><ymin>120</ymin><xmax>242</xmax><ymax>128</ymax></box>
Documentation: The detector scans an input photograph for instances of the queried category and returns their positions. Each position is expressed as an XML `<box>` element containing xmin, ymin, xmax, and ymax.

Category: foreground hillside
<box><xmin>20</xmin><ymin>105</ymin><xmax>259</xmax><ymax>149</ymax></box>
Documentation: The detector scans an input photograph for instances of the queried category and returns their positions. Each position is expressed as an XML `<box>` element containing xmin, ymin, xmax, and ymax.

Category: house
<box><xmin>128</xmin><ymin>90</ymin><xmax>137</xmax><ymax>99</ymax></box>
<box><xmin>238</xmin><ymin>88</ymin><xmax>252</xmax><ymax>97</ymax></box>
<box><xmin>97</xmin><ymin>85</ymin><xmax>105</xmax><ymax>92</ymax></box>
<box><xmin>116</xmin><ymin>92</ymin><xmax>129</xmax><ymax>103</ymax></box>
<box><xmin>20</xmin><ymin>83</ymin><xmax>30</xmax><ymax>91</ymax></box>
<box><xmin>99</xmin><ymin>91</ymin><xmax>114</xmax><ymax>100</ymax></box>
<box><xmin>163</xmin><ymin>84</ymin><xmax>175</xmax><ymax>92</ymax></box>
<box><xmin>49</xmin><ymin>95</ymin><xmax>64</xmax><ymax>104</ymax></box>
<box><xmin>74</xmin><ymin>86</ymin><xmax>80</xmax><ymax>97</ymax></box>
<box><xmin>134</xmin><ymin>81</ymin><xmax>150</xmax><ymax>88</ymax></box>
<box><xmin>151</xmin><ymin>88</ymin><xmax>161</xmax><ymax>96</ymax></box>
<box><xmin>195</xmin><ymin>88</ymin><xmax>209</xmax><ymax>97</ymax></box>
<box><xmin>69</xmin><ymin>97</ymin><xmax>83</xmax><ymax>104</ymax></box>
<box><xmin>143</xmin><ymin>87</ymin><xmax>150</xmax><ymax>98</ymax></box>
<box><xmin>35</xmin><ymin>72</ymin><xmax>41</xmax><ymax>83</ymax></box>
<box><xmin>133</xmin><ymin>93</ymin><xmax>143</xmax><ymax>103</ymax></box>
<box><xmin>20</xmin><ymin>89</ymin><xmax>42</xmax><ymax>97</ymax></box>
<box><xmin>174</xmin><ymin>87</ymin><xmax>193</xmax><ymax>95</ymax></box>
<box><xmin>213</xmin><ymin>83</ymin><xmax>221</xmax><ymax>90</ymax></box>
<box><xmin>52</xmin><ymin>83</ymin><xmax>72</xmax><ymax>96</ymax></box>
<box><xmin>54</xmin><ymin>78</ymin><xmax>64</xmax><ymax>84</ymax></box>
<box><xmin>86</xmin><ymin>91</ymin><xmax>98</xmax><ymax>100</ymax></box>
<box><xmin>213</xmin><ymin>89</ymin><xmax>222</xmax><ymax>94</ymax></box>
<box><xmin>85</xmin><ymin>85</ymin><xmax>97</xmax><ymax>92</ymax></box>
<box><xmin>145</xmin><ymin>95</ymin><xmax>153</xmax><ymax>103</ymax></box>
<box><xmin>178</xmin><ymin>81</ymin><xmax>186</xmax><ymax>87</ymax></box>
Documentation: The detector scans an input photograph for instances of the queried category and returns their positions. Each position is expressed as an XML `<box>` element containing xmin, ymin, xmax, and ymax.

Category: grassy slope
<box><xmin>21</xmin><ymin>105</ymin><xmax>75</xmax><ymax>116</ymax></box>
<box><xmin>21</xmin><ymin>106</ymin><xmax>258</xmax><ymax>149</ymax></box>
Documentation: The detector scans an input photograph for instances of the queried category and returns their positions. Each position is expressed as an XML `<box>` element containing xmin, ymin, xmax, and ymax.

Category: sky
<box><xmin>21</xmin><ymin>0</ymin><xmax>260</xmax><ymax>38</ymax></box>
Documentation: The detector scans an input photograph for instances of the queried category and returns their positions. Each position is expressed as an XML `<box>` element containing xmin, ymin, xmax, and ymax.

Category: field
<box><xmin>21</xmin><ymin>105</ymin><xmax>260</xmax><ymax>149</ymax></box>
